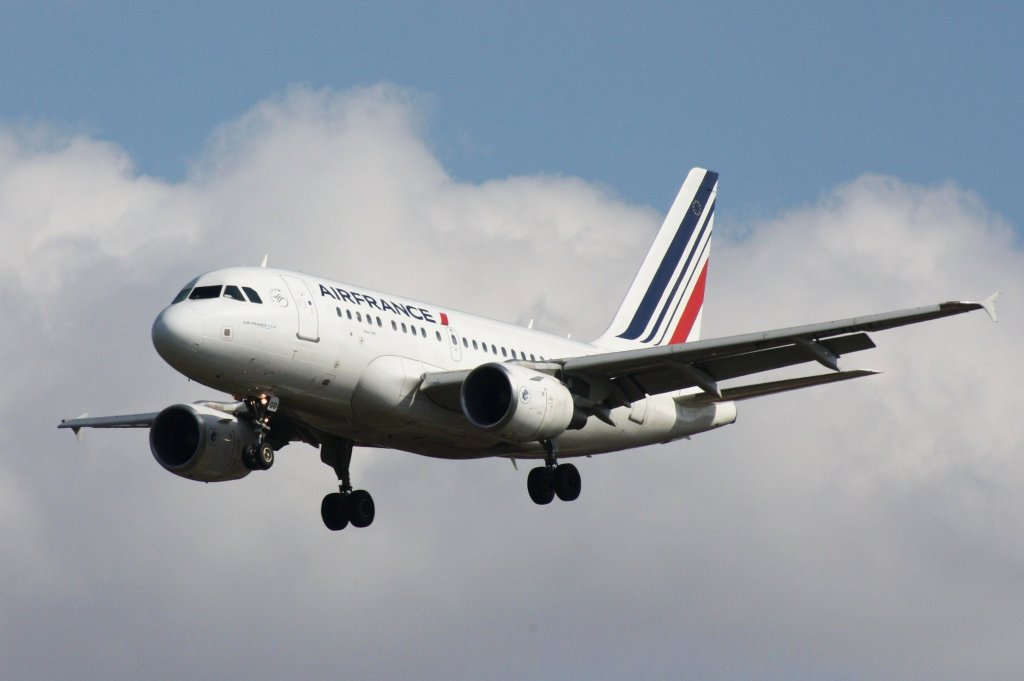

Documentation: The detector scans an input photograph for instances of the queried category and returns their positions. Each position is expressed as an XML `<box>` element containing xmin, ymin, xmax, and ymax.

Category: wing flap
<box><xmin>626</xmin><ymin>333</ymin><xmax>875</xmax><ymax>396</ymax></box>
<box><xmin>679</xmin><ymin>370</ymin><xmax>879</xmax><ymax>404</ymax></box>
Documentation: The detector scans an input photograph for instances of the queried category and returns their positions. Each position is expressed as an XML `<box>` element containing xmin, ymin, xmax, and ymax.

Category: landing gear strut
<box><xmin>242</xmin><ymin>395</ymin><xmax>278</xmax><ymax>471</ymax></box>
<box><xmin>320</xmin><ymin>435</ymin><xmax>375</xmax><ymax>531</ymax></box>
<box><xmin>527</xmin><ymin>440</ymin><xmax>581</xmax><ymax>505</ymax></box>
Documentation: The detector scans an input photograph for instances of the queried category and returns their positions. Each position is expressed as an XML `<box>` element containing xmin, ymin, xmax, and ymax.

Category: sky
<box><xmin>1</xmin><ymin>3</ymin><xmax>1022</xmax><ymax>680</ymax></box>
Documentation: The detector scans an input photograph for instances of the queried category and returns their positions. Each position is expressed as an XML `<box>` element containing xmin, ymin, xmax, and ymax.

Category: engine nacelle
<box><xmin>149</xmin><ymin>403</ymin><xmax>256</xmax><ymax>482</ymax></box>
<box><xmin>460</xmin><ymin>363</ymin><xmax>578</xmax><ymax>441</ymax></box>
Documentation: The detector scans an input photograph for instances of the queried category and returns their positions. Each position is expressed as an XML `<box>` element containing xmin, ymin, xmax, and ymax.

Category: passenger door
<box><xmin>281</xmin><ymin>275</ymin><xmax>320</xmax><ymax>342</ymax></box>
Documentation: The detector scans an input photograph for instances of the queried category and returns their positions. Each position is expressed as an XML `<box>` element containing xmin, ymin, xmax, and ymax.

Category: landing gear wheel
<box><xmin>321</xmin><ymin>493</ymin><xmax>349</xmax><ymax>531</ymax></box>
<box><xmin>255</xmin><ymin>443</ymin><xmax>274</xmax><ymax>470</ymax></box>
<box><xmin>347</xmin><ymin>489</ymin><xmax>376</xmax><ymax>528</ymax></box>
<box><xmin>527</xmin><ymin>466</ymin><xmax>556</xmax><ymax>505</ymax></box>
<box><xmin>553</xmin><ymin>463</ymin><xmax>581</xmax><ymax>502</ymax></box>
<box><xmin>242</xmin><ymin>446</ymin><xmax>258</xmax><ymax>471</ymax></box>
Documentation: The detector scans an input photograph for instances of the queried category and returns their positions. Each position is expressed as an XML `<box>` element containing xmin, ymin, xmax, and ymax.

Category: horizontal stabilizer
<box><xmin>678</xmin><ymin>370</ymin><xmax>879</xmax><ymax>404</ymax></box>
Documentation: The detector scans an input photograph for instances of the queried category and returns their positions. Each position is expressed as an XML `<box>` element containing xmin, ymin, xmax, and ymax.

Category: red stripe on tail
<box><xmin>668</xmin><ymin>261</ymin><xmax>708</xmax><ymax>344</ymax></box>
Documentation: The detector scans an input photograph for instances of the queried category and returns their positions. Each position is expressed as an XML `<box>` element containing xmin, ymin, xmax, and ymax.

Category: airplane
<box><xmin>59</xmin><ymin>167</ymin><xmax>998</xmax><ymax>531</ymax></box>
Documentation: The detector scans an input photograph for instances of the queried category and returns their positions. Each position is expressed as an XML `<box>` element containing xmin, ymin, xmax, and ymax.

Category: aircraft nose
<box><xmin>152</xmin><ymin>305</ymin><xmax>204</xmax><ymax>361</ymax></box>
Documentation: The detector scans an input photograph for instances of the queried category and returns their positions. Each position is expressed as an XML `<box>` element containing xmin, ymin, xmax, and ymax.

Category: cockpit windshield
<box><xmin>223</xmin><ymin>285</ymin><xmax>245</xmax><ymax>301</ymax></box>
<box><xmin>171</xmin><ymin>278</ymin><xmax>199</xmax><ymax>304</ymax></box>
<box><xmin>189</xmin><ymin>285</ymin><xmax>222</xmax><ymax>300</ymax></box>
<box><xmin>172</xmin><ymin>278</ymin><xmax>264</xmax><ymax>304</ymax></box>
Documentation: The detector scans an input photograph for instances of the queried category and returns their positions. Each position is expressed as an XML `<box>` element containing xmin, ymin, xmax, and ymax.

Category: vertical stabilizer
<box><xmin>594</xmin><ymin>167</ymin><xmax>718</xmax><ymax>350</ymax></box>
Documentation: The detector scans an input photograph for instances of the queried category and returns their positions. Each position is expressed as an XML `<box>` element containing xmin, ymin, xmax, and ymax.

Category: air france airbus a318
<box><xmin>60</xmin><ymin>168</ymin><xmax>998</xmax><ymax>531</ymax></box>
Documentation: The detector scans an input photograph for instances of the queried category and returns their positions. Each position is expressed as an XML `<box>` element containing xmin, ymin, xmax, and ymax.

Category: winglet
<box><xmin>980</xmin><ymin>291</ymin><xmax>1000</xmax><ymax>323</ymax></box>
<box><xmin>259</xmin><ymin>254</ymin><xmax>269</xmax><ymax>268</ymax></box>
<box><xmin>66</xmin><ymin>412</ymin><xmax>89</xmax><ymax>441</ymax></box>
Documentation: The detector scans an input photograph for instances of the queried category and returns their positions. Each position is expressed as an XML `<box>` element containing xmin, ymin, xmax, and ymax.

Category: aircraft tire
<box><xmin>242</xmin><ymin>446</ymin><xmax>258</xmax><ymax>471</ymax></box>
<box><xmin>348</xmin><ymin>489</ymin><xmax>376</xmax><ymax>528</ymax></box>
<box><xmin>256</xmin><ymin>443</ymin><xmax>275</xmax><ymax>470</ymax></box>
<box><xmin>527</xmin><ymin>467</ymin><xmax>555</xmax><ymax>505</ymax></box>
<box><xmin>321</xmin><ymin>493</ymin><xmax>349</xmax><ymax>531</ymax></box>
<box><xmin>553</xmin><ymin>463</ymin><xmax>581</xmax><ymax>502</ymax></box>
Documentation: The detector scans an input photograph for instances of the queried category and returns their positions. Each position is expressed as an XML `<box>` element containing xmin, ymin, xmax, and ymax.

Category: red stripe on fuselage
<box><xmin>440</xmin><ymin>312</ymin><xmax>449</xmax><ymax>326</ymax></box>
<box><xmin>668</xmin><ymin>260</ymin><xmax>708</xmax><ymax>344</ymax></box>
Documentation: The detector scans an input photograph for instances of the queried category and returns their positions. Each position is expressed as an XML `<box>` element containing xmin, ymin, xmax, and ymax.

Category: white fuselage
<box><xmin>151</xmin><ymin>267</ymin><xmax>736</xmax><ymax>460</ymax></box>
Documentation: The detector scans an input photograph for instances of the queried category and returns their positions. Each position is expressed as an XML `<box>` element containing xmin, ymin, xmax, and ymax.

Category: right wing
<box><xmin>58</xmin><ymin>412</ymin><xmax>159</xmax><ymax>441</ymax></box>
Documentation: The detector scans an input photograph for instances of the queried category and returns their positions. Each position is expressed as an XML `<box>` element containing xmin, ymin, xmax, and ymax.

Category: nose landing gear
<box><xmin>242</xmin><ymin>394</ymin><xmax>279</xmax><ymax>471</ymax></box>
<box><xmin>243</xmin><ymin>442</ymin><xmax>275</xmax><ymax>470</ymax></box>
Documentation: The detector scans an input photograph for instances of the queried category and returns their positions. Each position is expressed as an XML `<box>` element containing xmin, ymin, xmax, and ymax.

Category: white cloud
<box><xmin>1</xmin><ymin>85</ymin><xmax>1021</xmax><ymax>680</ymax></box>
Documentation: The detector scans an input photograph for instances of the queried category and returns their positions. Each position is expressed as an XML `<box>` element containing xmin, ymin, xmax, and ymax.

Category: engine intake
<box><xmin>460</xmin><ymin>363</ymin><xmax>578</xmax><ymax>441</ymax></box>
<box><xmin>149</xmin><ymin>403</ymin><xmax>256</xmax><ymax>482</ymax></box>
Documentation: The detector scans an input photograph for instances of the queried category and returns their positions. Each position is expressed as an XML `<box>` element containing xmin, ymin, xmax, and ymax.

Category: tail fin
<box><xmin>594</xmin><ymin>167</ymin><xmax>718</xmax><ymax>350</ymax></box>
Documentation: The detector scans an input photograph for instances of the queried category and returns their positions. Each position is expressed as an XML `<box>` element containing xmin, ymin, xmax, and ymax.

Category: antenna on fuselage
<box><xmin>259</xmin><ymin>254</ymin><xmax>269</xmax><ymax>268</ymax></box>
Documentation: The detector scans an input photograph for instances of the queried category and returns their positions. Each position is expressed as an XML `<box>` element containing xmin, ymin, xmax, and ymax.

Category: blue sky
<box><xmin>2</xmin><ymin>4</ymin><xmax>1023</xmax><ymax>681</ymax></box>
<box><xmin>3</xmin><ymin>2</ymin><xmax>1021</xmax><ymax>227</ymax></box>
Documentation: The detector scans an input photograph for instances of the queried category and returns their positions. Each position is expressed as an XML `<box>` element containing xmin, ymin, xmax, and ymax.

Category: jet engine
<box><xmin>149</xmin><ymin>403</ymin><xmax>256</xmax><ymax>482</ymax></box>
<box><xmin>460</xmin><ymin>363</ymin><xmax>583</xmax><ymax>441</ymax></box>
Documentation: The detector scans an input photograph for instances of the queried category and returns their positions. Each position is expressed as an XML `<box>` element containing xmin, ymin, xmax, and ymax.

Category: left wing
<box><xmin>559</xmin><ymin>295</ymin><xmax>997</xmax><ymax>406</ymax></box>
<box><xmin>420</xmin><ymin>295</ymin><xmax>997</xmax><ymax>412</ymax></box>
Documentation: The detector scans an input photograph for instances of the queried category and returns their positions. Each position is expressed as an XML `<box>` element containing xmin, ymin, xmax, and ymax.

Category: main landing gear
<box><xmin>242</xmin><ymin>395</ymin><xmax>278</xmax><ymax>471</ymax></box>
<box><xmin>526</xmin><ymin>440</ymin><xmax>581</xmax><ymax>505</ymax></box>
<box><xmin>319</xmin><ymin>435</ymin><xmax>375</xmax><ymax>531</ymax></box>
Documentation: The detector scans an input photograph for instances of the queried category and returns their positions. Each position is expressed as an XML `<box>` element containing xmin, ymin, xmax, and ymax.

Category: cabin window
<box><xmin>472</xmin><ymin>340</ymin><xmax>478</xmax><ymax>350</ymax></box>
<box><xmin>421</xmin><ymin>328</ymin><xmax>427</xmax><ymax>338</ymax></box>
<box><xmin>530</xmin><ymin>353</ymin><xmax>536</xmax><ymax>361</ymax></box>
<box><xmin>346</xmin><ymin>310</ymin><xmax>353</xmax><ymax>320</ymax></box>
<box><xmin>356</xmin><ymin>312</ymin><xmax>362</xmax><ymax>322</ymax></box>
<box><xmin>501</xmin><ymin>347</ymin><xmax>507</xmax><ymax>357</ymax></box>
<box><xmin>463</xmin><ymin>338</ymin><xmax>468</xmax><ymax>348</ymax></box>
<box><xmin>336</xmin><ymin>307</ymin><xmax>342</xmax><ymax>317</ymax></box>
<box><xmin>401</xmin><ymin>323</ymin><xmax>407</xmax><ymax>333</ymax></box>
<box><xmin>436</xmin><ymin>331</ymin><xmax>442</xmax><ymax>342</ymax></box>
<box><xmin>189</xmin><ymin>285</ymin><xmax>222</xmax><ymax>300</ymax></box>
<box><xmin>242</xmin><ymin>287</ymin><xmax>263</xmax><ymax>304</ymax></box>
